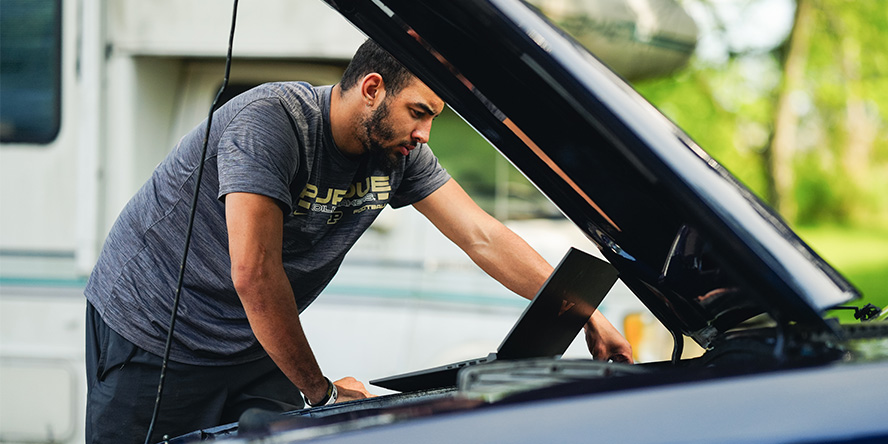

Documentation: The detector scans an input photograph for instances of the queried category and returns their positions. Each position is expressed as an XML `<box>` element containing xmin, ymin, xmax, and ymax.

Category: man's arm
<box><xmin>225</xmin><ymin>192</ymin><xmax>372</xmax><ymax>403</ymax></box>
<box><xmin>413</xmin><ymin>179</ymin><xmax>633</xmax><ymax>363</ymax></box>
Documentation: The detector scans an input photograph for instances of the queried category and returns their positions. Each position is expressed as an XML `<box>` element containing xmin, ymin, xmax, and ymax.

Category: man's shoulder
<box><xmin>246</xmin><ymin>81</ymin><xmax>326</xmax><ymax>102</ymax></box>
<box><xmin>232</xmin><ymin>82</ymin><xmax>329</xmax><ymax>118</ymax></box>
<box><xmin>214</xmin><ymin>82</ymin><xmax>326</xmax><ymax>129</ymax></box>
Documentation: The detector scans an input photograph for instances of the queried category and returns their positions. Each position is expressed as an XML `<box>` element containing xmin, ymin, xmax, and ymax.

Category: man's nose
<box><xmin>412</xmin><ymin>121</ymin><xmax>432</xmax><ymax>144</ymax></box>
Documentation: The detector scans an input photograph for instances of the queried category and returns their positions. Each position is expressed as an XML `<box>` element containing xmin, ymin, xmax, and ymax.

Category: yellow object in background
<box><xmin>623</xmin><ymin>312</ymin><xmax>704</xmax><ymax>363</ymax></box>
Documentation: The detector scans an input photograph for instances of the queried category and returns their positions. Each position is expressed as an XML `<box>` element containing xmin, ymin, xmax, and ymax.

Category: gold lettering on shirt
<box><xmin>316</xmin><ymin>188</ymin><xmax>347</xmax><ymax>205</ymax></box>
<box><xmin>297</xmin><ymin>184</ymin><xmax>318</xmax><ymax>210</ymax></box>
<box><xmin>371</xmin><ymin>176</ymin><xmax>391</xmax><ymax>192</ymax></box>
<box><xmin>347</xmin><ymin>178</ymin><xmax>370</xmax><ymax>198</ymax></box>
<box><xmin>293</xmin><ymin>176</ymin><xmax>392</xmax><ymax>221</ymax></box>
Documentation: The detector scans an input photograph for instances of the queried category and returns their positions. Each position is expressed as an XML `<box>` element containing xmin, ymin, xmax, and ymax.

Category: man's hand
<box><xmin>584</xmin><ymin>310</ymin><xmax>634</xmax><ymax>363</ymax></box>
<box><xmin>333</xmin><ymin>377</ymin><xmax>375</xmax><ymax>403</ymax></box>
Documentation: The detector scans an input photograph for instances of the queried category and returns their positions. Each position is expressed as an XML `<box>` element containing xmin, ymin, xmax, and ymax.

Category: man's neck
<box><xmin>329</xmin><ymin>84</ymin><xmax>364</xmax><ymax>157</ymax></box>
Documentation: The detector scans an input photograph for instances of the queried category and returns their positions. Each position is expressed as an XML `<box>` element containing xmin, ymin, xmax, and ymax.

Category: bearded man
<box><xmin>83</xmin><ymin>39</ymin><xmax>632</xmax><ymax>444</ymax></box>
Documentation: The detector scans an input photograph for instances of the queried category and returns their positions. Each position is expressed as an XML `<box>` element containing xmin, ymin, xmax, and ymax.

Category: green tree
<box><xmin>636</xmin><ymin>0</ymin><xmax>888</xmax><ymax>229</ymax></box>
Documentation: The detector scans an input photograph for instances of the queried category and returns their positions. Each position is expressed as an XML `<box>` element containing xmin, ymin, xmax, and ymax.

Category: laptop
<box><xmin>370</xmin><ymin>247</ymin><xmax>620</xmax><ymax>392</ymax></box>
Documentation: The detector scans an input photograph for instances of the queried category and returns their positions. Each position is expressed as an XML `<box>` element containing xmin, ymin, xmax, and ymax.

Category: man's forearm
<box><xmin>415</xmin><ymin>180</ymin><xmax>553</xmax><ymax>300</ymax></box>
<box><xmin>226</xmin><ymin>192</ymin><xmax>331</xmax><ymax>403</ymax></box>
<box><xmin>235</xmin><ymin>268</ymin><xmax>330</xmax><ymax>403</ymax></box>
<box><xmin>462</xmin><ymin>220</ymin><xmax>553</xmax><ymax>301</ymax></box>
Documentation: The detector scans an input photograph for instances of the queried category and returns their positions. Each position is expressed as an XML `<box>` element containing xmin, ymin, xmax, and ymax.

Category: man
<box><xmin>84</xmin><ymin>39</ymin><xmax>632</xmax><ymax>443</ymax></box>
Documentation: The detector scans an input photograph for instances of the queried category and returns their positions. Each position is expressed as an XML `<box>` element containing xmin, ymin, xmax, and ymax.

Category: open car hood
<box><xmin>323</xmin><ymin>0</ymin><xmax>858</xmax><ymax>346</ymax></box>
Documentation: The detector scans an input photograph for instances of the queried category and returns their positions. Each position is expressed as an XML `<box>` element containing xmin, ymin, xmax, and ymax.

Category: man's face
<box><xmin>360</xmin><ymin>79</ymin><xmax>444</xmax><ymax>173</ymax></box>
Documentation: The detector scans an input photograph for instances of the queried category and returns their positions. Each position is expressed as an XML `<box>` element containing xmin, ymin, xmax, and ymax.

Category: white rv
<box><xmin>0</xmin><ymin>1</ymin><xmax>696</xmax><ymax>442</ymax></box>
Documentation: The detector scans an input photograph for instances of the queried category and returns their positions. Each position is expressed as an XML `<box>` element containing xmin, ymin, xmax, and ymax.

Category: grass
<box><xmin>794</xmin><ymin>225</ymin><xmax>888</xmax><ymax>321</ymax></box>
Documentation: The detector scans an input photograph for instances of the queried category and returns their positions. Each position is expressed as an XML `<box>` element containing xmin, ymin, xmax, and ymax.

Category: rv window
<box><xmin>0</xmin><ymin>0</ymin><xmax>62</xmax><ymax>145</ymax></box>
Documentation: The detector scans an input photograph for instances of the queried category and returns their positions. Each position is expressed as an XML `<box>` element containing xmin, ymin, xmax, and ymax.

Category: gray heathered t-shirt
<box><xmin>84</xmin><ymin>82</ymin><xmax>451</xmax><ymax>365</ymax></box>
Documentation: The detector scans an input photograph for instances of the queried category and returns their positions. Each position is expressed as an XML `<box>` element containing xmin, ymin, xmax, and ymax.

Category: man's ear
<box><xmin>360</xmin><ymin>73</ymin><xmax>385</xmax><ymax>105</ymax></box>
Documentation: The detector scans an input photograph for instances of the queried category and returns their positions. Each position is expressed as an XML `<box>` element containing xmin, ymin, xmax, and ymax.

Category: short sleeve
<box><xmin>217</xmin><ymin>98</ymin><xmax>299</xmax><ymax>213</ymax></box>
<box><xmin>389</xmin><ymin>143</ymin><xmax>451</xmax><ymax>208</ymax></box>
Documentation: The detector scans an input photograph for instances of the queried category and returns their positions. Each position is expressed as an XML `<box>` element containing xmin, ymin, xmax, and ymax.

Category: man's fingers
<box><xmin>609</xmin><ymin>352</ymin><xmax>634</xmax><ymax>364</ymax></box>
<box><xmin>333</xmin><ymin>376</ymin><xmax>376</xmax><ymax>399</ymax></box>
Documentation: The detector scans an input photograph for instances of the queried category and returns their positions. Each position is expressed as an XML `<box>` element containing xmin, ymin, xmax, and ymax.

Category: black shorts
<box><xmin>84</xmin><ymin>301</ymin><xmax>304</xmax><ymax>444</ymax></box>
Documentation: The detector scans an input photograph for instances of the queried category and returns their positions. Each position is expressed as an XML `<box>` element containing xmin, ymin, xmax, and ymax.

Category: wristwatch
<box><xmin>304</xmin><ymin>377</ymin><xmax>338</xmax><ymax>407</ymax></box>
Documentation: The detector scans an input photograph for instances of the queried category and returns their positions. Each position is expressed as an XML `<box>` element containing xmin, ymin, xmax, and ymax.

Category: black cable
<box><xmin>143</xmin><ymin>1</ymin><xmax>239</xmax><ymax>443</ymax></box>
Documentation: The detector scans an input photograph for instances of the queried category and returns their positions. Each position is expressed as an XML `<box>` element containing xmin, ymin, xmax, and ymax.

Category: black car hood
<box><xmin>323</xmin><ymin>0</ymin><xmax>858</xmax><ymax>346</ymax></box>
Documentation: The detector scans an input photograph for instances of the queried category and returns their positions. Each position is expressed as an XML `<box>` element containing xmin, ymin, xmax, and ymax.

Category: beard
<box><xmin>362</xmin><ymin>99</ymin><xmax>402</xmax><ymax>174</ymax></box>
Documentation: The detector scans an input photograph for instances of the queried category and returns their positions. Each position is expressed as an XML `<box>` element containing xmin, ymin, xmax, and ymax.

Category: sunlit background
<box><xmin>432</xmin><ymin>0</ymin><xmax>888</xmax><ymax>314</ymax></box>
<box><xmin>596</xmin><ymin>0</ymin><xmax>888</xmax><ymax>314</ymax></box>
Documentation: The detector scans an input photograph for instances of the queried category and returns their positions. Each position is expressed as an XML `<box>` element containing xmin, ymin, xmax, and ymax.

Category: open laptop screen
<box><xmin>370</xmin><ymin>247</ymin><xmax>619</xmax><ymax>392</ymax></box>
<box><xmin>496</xmin><ymin>247</ymin><xmax>618</xmax><ymax>359</ymax></box>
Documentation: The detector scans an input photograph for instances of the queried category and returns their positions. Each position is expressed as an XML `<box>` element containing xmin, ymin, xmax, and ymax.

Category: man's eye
<box><xmin>411</xmin><ymin>109</ymin><xmax>423</xmax><ymax>118</ymax></box>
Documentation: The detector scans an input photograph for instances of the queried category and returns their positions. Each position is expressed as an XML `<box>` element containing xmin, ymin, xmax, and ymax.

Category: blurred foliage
<box><xmin>632</xmin><ymin>0</ymin><xmax>888</xmax><ymax>316</ymax></box>
<box><xmin>434</xmin><ymin>0</ymin><xmax>888</xmax><ymax>229</ymax></box>
<box><xmin>424</xmin><ymin>0</ymin><xmax>888</xmax><ymax>323</ymax></box>
<box><xmin>429</xmin><ymin>108</ymin><xmax>500</xmax><ymax>199</ymax></box>
<box><xmin>430</xmin><ymin>107</ymin><xmax>561</xmax><ymax>219</ymax></box>
<box><xmin>634</xmin><ymin>0</ymin><xmax>888</xmax><ymax>229</ymax></box>
<box><xmin>797</xmin><ymin>225</ymin><xmax>888</xmax><ymax>317</ymax></box>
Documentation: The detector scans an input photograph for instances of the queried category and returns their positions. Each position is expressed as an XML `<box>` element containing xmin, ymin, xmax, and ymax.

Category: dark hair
<box><xmin>340</xmin><ymin>39</ymin><xmax>414</xmax><ymax>96</ymax></box>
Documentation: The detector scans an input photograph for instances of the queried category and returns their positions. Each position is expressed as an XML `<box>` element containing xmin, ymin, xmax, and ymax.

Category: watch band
<box><xmin>304</xmin><ymin>377</ymin><xmax>338</xmax><ymax>407</ymax></box>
